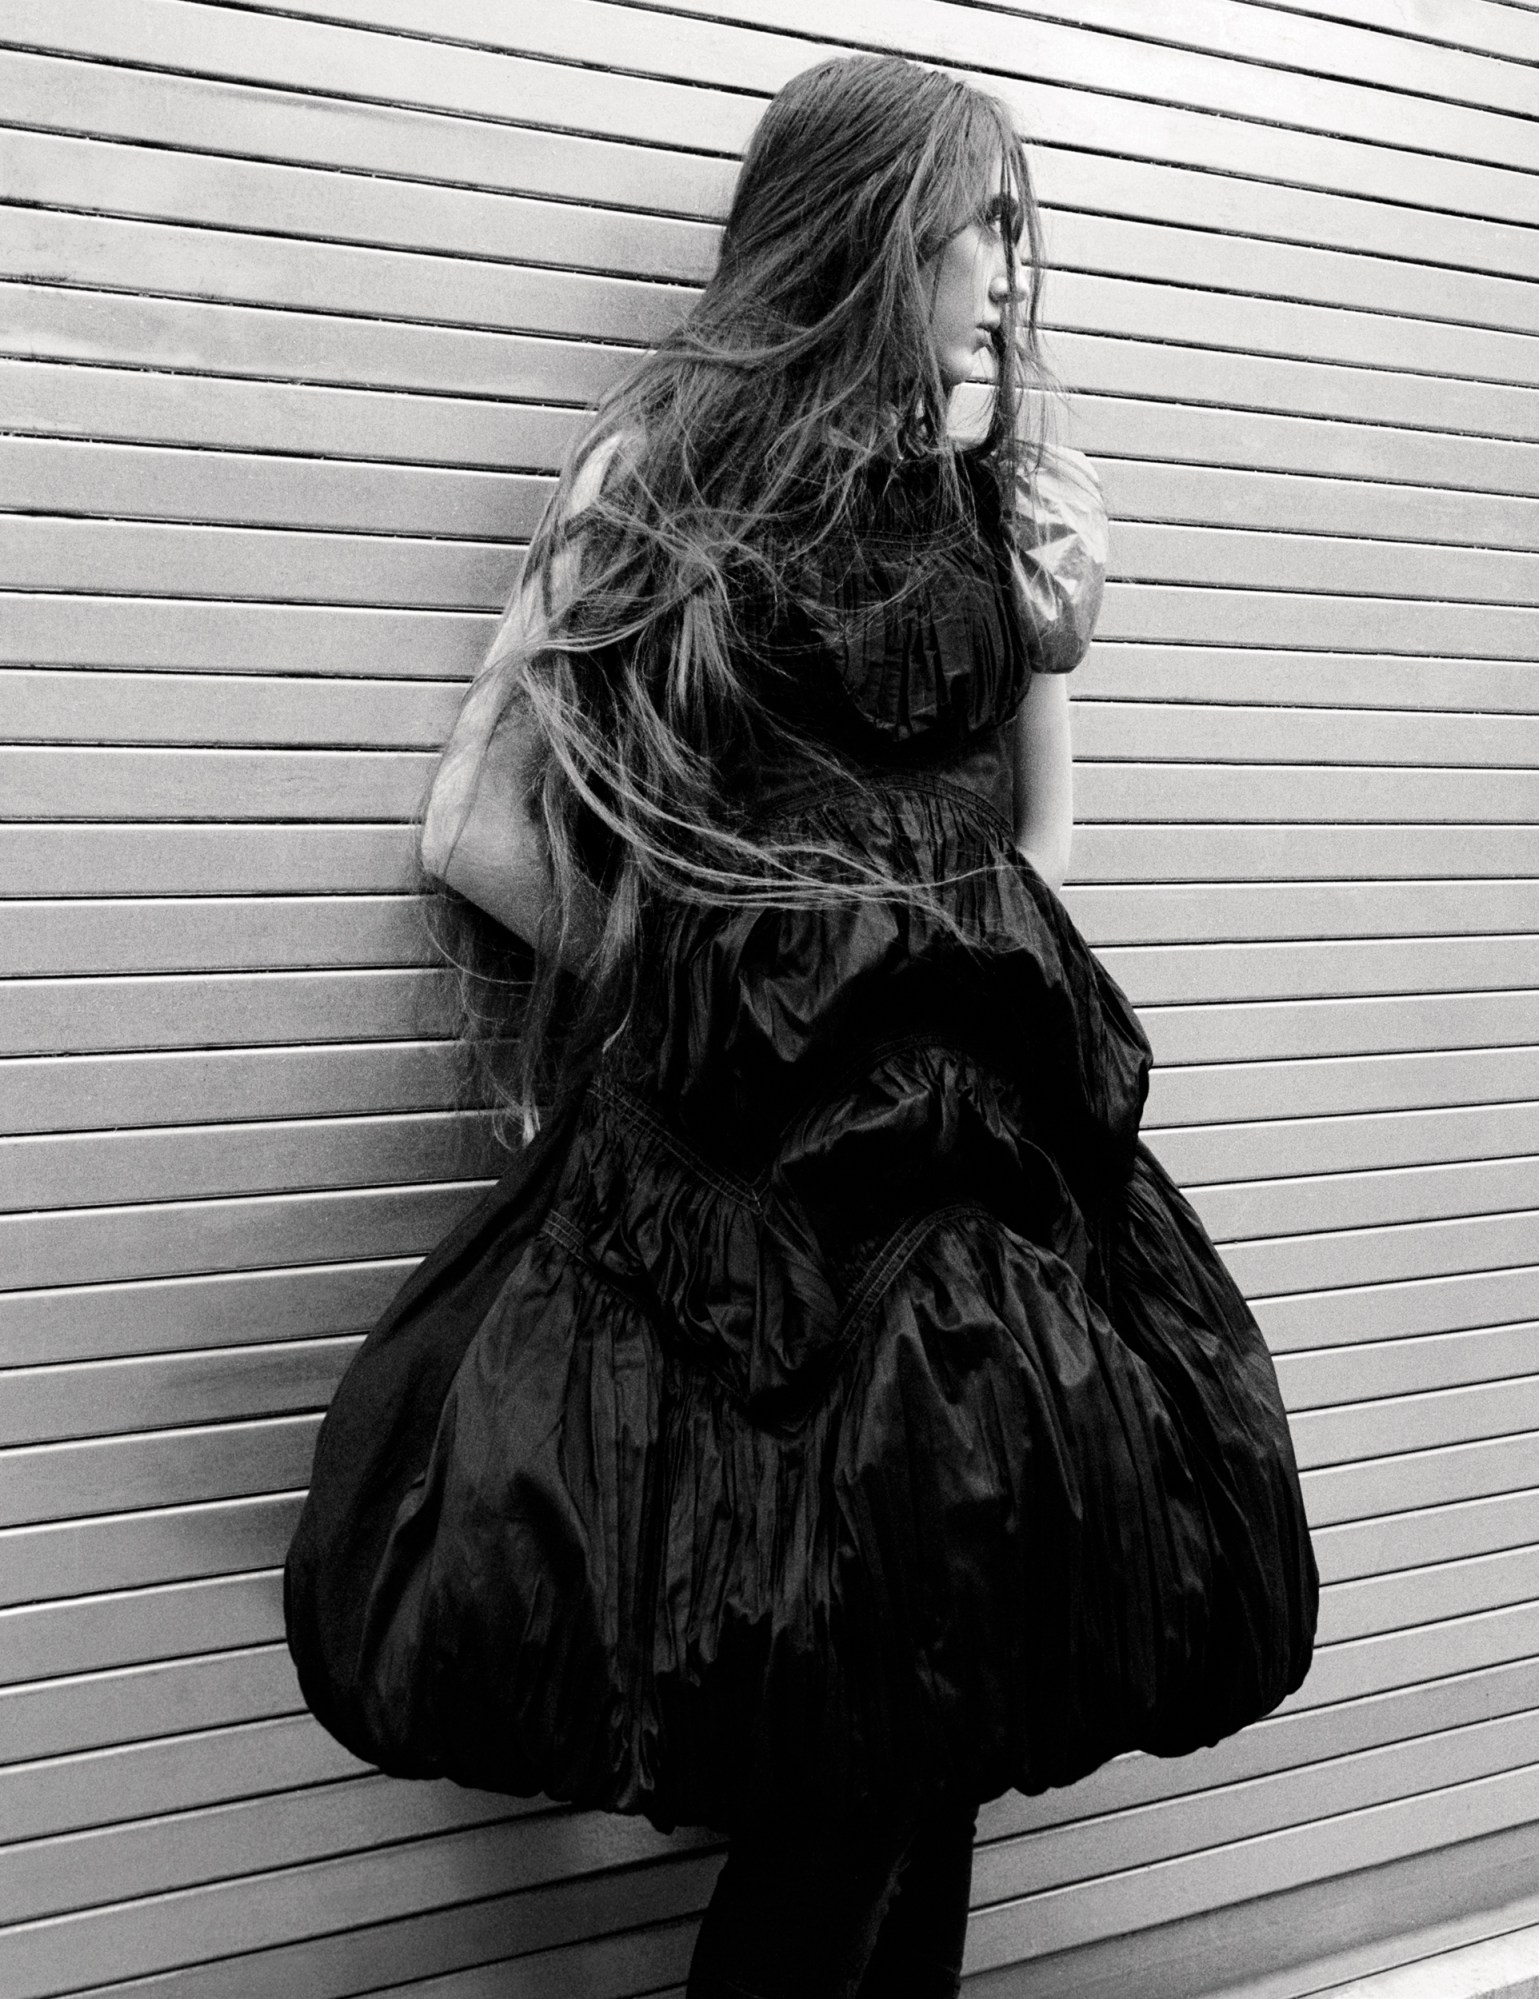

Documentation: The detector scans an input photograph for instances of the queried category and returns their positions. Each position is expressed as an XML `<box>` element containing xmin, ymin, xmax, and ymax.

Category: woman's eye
<box><xmin>983</xmin><ymin>194</ymin><xmax>1022</xmax><ymax>242</ymax></box>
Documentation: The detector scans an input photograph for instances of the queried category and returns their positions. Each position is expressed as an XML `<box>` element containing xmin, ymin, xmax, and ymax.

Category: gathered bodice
<box><xmin>742</xmin><ymin>452</ymin><xmax>1033</xmax><ymax>798</ymax></box>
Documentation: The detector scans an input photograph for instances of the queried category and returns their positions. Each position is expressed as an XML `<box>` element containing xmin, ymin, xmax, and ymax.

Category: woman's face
<box><xmin>926</xmin><ymin>177</ymin><xmax>1023</xmax><ymax>392</ymax></box>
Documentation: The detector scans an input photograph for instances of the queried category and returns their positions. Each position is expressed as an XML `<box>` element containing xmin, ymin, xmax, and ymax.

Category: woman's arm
<box><xmin>419</xmin><ymin>591</ymin><xmax>562</xmax><ymax>951</ymax></box>
<box><xmin>1009</xmin><ymin>442</ymin><xmax>1108</xmax><ymax>891</ymax></box>
<box><xmin>419</xmin><ymin>439</ymin><xmax>621</xmax><ymax>960</ymax></box>
<box><xmin>1013</xmin><ymin>668</ymin><xmax>1072</xmax><ymax>891</ymax></box>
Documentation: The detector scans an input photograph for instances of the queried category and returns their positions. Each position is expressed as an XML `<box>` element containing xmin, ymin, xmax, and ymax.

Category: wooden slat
<box><xmin>1038</xmin><ymin>145</ymin><xmax>1539</xmax><ymax>289</ymax></box>
<box><xmin>1153</xmin><ymin>1104</ymin><xmax>1539</xmax><ymax>1186</ymax></box>
<box><xmin>993</xmin><ymin>1658</ymin><xmax>1539</xmax><ymax>1839</ymax></box>
<box><xmin>0</xmin><ymin>1260</ymin><xmax>413</xmax><ymax>1368</ymax></box>
<box><xmin>0</xmin><ymin>1182</ymin><xmax>485</xmax><ymax>1290</ymax></box>
<box><xmin>0</xmin><ymin>1569</ymin><xmax>285</xmax><ymax>1689</ymax></box>
<box><xmin>1112</xmin><ymin>525</ymin><xmax>1539</xmax><ymax>605</ymax></box>
<box><xmin>0</xmin><ymin>1042</ymin><xmax>461</xmax><ymax>1136</ymax></box>
<box><xmin>1261</xmin><ymin>1267</ymin><xmax>1539</xmax><ymax>1352</ymax></box>
<box><xmin>0</xmin><ymin>897</ymin><xmax>434</xmax><ymax>977</ymax></box>
<box><xmin>1</xmin><ymin>670</ymin><xmax>461</xmax><ymax>746</ymax></box>
<box><xmin>0</xmin><ymin>824</ymin><xmax>418</xmax><ymax>896</ymax></box>
<box><xmin>1079</xmin><ymin>763</ymin><xmax>1539</xmax><ymax>823</ymax></box>
<box><xmin>0</xmin><ymin>1772</ymin><xmax>541</xmax><ymax>1929</ymax></box>
<box><xmin>1092</xmin><ymin>686</ymin><xmax>1539</xmax><ymax>777</ymax></box>
<box><xmin>0</xmin><ymin>205</ymin><xmax>688</xmax><ymax>345</ymax></box>
<box><xmin>1143</xmin><ymin>992</ymin><xmax>1539</xmax><ymax>1066</ymax></box>
<box><xmin>1</xmin><ymin>744</ymin><xmax>437</xmax><ymax>816</ymax></box>
<box><xmin>1097</xmin><ymin>464</ymin><xmax>1539</xmax><ymax>555</ymax></box>
<box><xmin>0</xmin><ymin>351</ymin><xmax>589</xmax><ymax>474</ymax></box>
<box><xmin>1315</xmin><ymin>1490</ymin><xmax>1539</xmax><ymax>1587</ymax></box>
<box><xmin>1074</xmin><ymin>823</ymin><xmax>1539</xmax><ymax>883</ymax></box>
<box><xmin>1012</xmin><ymin>0</ymin><xmax>1539</xmax><ymax>108</ymax></box>
<box><xmin>0</xmin><ymin>432</ymin><xmax>549</xmax><ymax>538</ymax></box>
<box><xmin>0</xmin><ymin>1112</ymin><xmax>503</xmax><ymax>1210</ymax></box>
<box><xmin>0</xmin><ymin>1711</ymin><xmax>361</xmax><ymax>1844</ymax></box>
<box><xmin>1096</xmin><ymin>584</ymin><xmax>1539</xmax><ymax>659</ymax></box>
<box><xmin>964</xmin><ymin>1762</ymin><xmax>1539</xmax><ymax>1971</ymax></box>
<box><xmin>1291</xmin><ymin>1374</ymin><xmax>1539</xmax><ymax>1470</ymax></box>
<box><xmin>1070</xmin><ymin>878</ymin><xmax>1539</xmax><ymax>941</ymax></box>
<box><xmin>1056</xmin><ymin>331</ymin><xmax>1539</xmax><ymax>444</ymax></box>
<box><xmin>974</xmin><ymin>1709</ymin><xmax>1539</xmax><ymax>1913</ymax></box>
<box><xmin>0</xmin><ymin>1417</ymin><xmax>321</xmax><ymax>1529</ymax></box>
<box><xmin>0</xmin><ymin>1493</ymin><xmax>305</xmax><ymax>1607</ymax></box>
<box><xmin>1080</xmin><ymin>651</ymin><xmax>1539</xmax><ymax>718</ymax></box>
<box><xmin>1071</xmin><ymin>394</ymin><xmax>1539</xmax><ymax>497</ymax></box>
<box><xmin>652</xmin><ymin>0</ymin><xmax>1539</xmax><ymax>121</ymax></box>
<box><xmin>1322</xmin><ymin>1546</ymin><xmax>1539</xmax><ymax>1647</ymax></box>
<box><xmin>1263</xmin><ymin>0</ymin><xmax>1539</xmax><ymax>67</ymax></box>
<box><xmin>1</xmin><ymin>973</ymin><xmax>453</xmax><ymax>1057</ymax></box>
<box><xmin>0</xmin><ymin>126</ymin><xmax>716</xmax><ymax>283</ymax></box>
<box><xmin>0</xmin><ymin>1643</ymin><xmax>302</xmax><ymax>1768</ymax></box>
<box><xmin>0</xmin><ymin>1339</ymin><xmax>360</xmax><ymax>1446</ymax></box>
<box><xmin>1197</xmin><ymin>1159</ymin><xmax>1539</xmax><ymax>1243</ymax></box>
<box><xmin>0</xmin><ymin>283</ymin><xmax>611</xmax><ymax>430</ymax></box>
<box><xmin>965</xmin><ymin>1818</ymin><xmax>1539</xmax><ymax>1999</ymax></box>
<box><xmin>0</xmin><ymin>518</ymin><xmax>516</xmax><ymax>609</ymax></box>
<box><xmin>1050</xmin><ymin>211</ymin><xmax>1539</xmax><ymax>347</ymax></box>
<box><xmin>1285</xmin><ymin>1602</ymin><xmax>1539</xmax><ymax>1712</ymax></box>
<box><xmin>1105</xmin><ymin>936</ymin><xmax>1539</xmax><ymax>1005</ymax></box>
<box><xmin>1230</xmin><ymin>1207</ymin><xmax>1539</xmax><ymax>1294</ymax></box>
<box><xmin>0</xmin><ymin>589</ymin><xmax>491</xmax><ymax>678</ymax></box>
<box><xmin>1147</xmin><ymin>1046</ymin><xmax>1539</xmax><ymax>1129</ymax></box>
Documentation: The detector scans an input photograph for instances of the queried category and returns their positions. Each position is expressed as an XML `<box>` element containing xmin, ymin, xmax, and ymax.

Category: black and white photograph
<box><xmin>2</xmin><ymin>2</ymin><xmax>1538</xmax><ymax>1994</ymax></box>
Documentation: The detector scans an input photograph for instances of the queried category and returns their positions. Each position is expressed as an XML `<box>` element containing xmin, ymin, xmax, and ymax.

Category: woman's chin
<box><xmin>946</xmin><ymin>380</ymin><xmax>997</xmax><ymax>444</ymax></box>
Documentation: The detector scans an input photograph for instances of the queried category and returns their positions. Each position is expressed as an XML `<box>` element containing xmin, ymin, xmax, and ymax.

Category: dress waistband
<box><xmin>751</xmin><ymin>725</ymin><xmax>1018</xmax><ymax>847</ymax></box>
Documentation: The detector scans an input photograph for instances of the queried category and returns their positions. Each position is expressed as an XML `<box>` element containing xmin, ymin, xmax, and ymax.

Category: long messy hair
<box><xmin>432</xmin><ymin>53</ymin><xmax>1049</xmax><ymax>1137</ymax></box>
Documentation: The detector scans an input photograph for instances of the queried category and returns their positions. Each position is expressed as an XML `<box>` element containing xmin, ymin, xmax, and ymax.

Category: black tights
<box><xmin>686</xmin><ymin>1798</ymin><xmax>978</xmax><ymax>1999</ymax></box>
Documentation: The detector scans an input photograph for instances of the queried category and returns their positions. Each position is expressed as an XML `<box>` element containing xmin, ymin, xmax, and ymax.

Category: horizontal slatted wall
<box><xmin>3</xmin><ymin>0</ymin><xmax>1538</xmax><ymax>1991</ymax></box>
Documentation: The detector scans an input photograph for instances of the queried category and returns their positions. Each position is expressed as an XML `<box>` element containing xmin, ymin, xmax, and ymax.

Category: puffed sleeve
<box><xmin>1010</xmin><ymin>442</ymin><xmax>1108</xmax><ymax>675</ymax></box>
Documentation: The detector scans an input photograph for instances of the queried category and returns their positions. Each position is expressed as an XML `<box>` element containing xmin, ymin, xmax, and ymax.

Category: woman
<box><xmin>286</xmin><ymin>53</ymin><xmax>1317</xmax><ymax>1999</ymax></box>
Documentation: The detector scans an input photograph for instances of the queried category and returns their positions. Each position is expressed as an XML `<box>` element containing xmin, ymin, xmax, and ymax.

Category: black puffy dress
<box><xmin>285</xmin><ymin>460</ymin><xmax>1317</xmax><ymax>1834</ymax></box>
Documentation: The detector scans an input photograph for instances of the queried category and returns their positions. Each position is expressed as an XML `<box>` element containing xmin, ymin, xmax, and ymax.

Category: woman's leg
<box><xmin>685</xmin><ymin>1799</ymin><xmax>976</xmax><ymax>1999</ymax></box>
<box><xmin>686</xmin><ymin>1808</ymin><xmax>909</xmax><ymax>1999</ymax></box>
<box><xmin>855</xmin><ymin>1797</ymin><xmax>977</xmax><ymax>1999</ymax></box>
